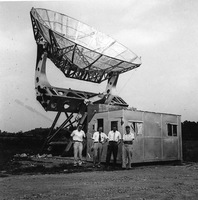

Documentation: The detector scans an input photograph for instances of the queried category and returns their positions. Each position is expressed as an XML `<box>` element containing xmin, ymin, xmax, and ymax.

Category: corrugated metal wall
<box><xmin>86</xmin><ymin>105</ymin><xmax>182</xmax><ymax>163</ymax></box>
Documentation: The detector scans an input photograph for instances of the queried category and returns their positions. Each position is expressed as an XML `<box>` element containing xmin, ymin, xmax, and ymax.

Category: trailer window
<box><xmin>128</xmin><ymin>122</ymin><xmax>143</xmax><ymax>135</ymax></box>
<box><xmin>97</xmin><ymin>119</ymin><xmax>104</xmax><ymax>130</ymax></box>
<box><xmin>173</xmin><ymin>125</ymin><xmax>177</xmax><ymax>136</ymax></box>
<box><xmin>167</xmin><ymin>124</ymin><xmax>177</xmax><ymax>136</ymax></box>
<box><xmin>111</xmin><ymin>121</ymin><xmax>118</xmax><ymax>130</ymax></box>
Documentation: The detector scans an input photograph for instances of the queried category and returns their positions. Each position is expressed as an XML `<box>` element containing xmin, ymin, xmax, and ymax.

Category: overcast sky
<box><xmin>0</xmin><ymin>0</ymin><xmax>198</xmax><ymax>132</ymax></box>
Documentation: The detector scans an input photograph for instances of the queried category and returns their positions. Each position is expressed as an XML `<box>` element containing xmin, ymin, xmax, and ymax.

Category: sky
<box><xmin>0</xmin><ymin>0</ymin><xmax>198</xmax><ymax>132</ymax></box>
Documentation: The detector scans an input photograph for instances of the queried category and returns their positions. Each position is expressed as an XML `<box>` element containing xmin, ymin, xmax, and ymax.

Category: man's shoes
<box><xmin>92</xmin><ymin>164</ymin><xmax>96</xmax><ymax>168</ymax></box>
<box><xmin>97</xmin><ymin>164</ymin><xmax>101</xmax><ymax>168</ymax></box>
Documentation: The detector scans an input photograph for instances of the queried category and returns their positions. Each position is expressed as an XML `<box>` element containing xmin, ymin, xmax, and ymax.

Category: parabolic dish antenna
<box><xmin>30</xmin><ymin>8</ymin><xmax>141</xmax><ymax>83</ymax></box>
<box><xmin>30</xmin><ymin>7</ymin><xmax>142</xmax><ymax>152</ymax></box>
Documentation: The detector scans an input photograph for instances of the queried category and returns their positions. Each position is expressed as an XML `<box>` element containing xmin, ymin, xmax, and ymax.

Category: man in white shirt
<box><xmin>71</xmin><ymin>124</ymin><xmax>86</xmax><ymax>166</ymax></box>
<box><xmin>106</xmin><ymin>126</ymin><xmax>121</xmax><ymax>168</ymax></box>
<box><xmin>122</xmin><ymin>125</ymin><xmax>135</xmax><ymax>169</ymax></box>
<box><xmin>92</xmin><ymin>127</ymin><xmax>108</xmax><ymax>168</ymax></box>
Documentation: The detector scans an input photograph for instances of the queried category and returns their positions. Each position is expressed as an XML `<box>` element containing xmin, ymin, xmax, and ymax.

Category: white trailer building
<box><xmin>86</xmin><ymin>104</ymin><xmax>182</xmax><ymax>163</ymax></box>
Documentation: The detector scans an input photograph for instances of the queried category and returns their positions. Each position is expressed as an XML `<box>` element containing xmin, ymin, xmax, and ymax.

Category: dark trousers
<box><xmin>106</xmin><ymin>141</ymin><xmax>118</xmax><ymax>166</ymax></box>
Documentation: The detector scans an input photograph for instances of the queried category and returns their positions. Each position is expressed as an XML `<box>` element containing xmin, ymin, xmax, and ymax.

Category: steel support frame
<box><xmin>31</xmin><ymin>12</ymin><xmax>130</xmax><ymax>154</ymax></box>
<box><xmin>104</xmin><ymin>73</ymin><xmax>119</xmax><ymax>104</ymax></box>
<box><xmin>40</xmin><ymin>111</ymin><xmax>83</xmax><ymax>154</ymax></box>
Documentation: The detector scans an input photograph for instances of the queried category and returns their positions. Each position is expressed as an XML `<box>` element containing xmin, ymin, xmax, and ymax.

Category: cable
<box><xmin>117</xmin><ymin>69</ymin><xmax>137</xmax><ymax>96</ymax></box>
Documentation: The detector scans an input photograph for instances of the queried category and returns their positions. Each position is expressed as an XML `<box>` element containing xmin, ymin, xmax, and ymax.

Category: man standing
<box><xmin>122</xmin><ymin>125</ymin><xmax>135</xmax><ymax>169</ymax></box>
<box><xmin>106</xmin><ymin>126</ymin><xmax>121</xmax><ymax>168</ymax></box>
<box><xmin>92</xmin><ymin>127</ymin><xmax>108</xmax><ymax>168</ymax></box>
<box><xmin>71</xmin><ymin>124</ymin><xmax>86</xmax><ymax>166</ymax></box>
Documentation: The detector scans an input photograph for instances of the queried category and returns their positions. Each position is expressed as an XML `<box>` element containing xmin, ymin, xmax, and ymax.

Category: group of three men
<box><xmin>70</xmin><ymin>124</ymin><xmax>135</xmax><ymax>169</ymax></box>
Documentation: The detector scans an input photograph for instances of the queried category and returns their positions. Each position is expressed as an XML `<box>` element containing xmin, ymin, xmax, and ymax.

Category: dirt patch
<box><xmin>0</xmin><ymin>156</ymin><xmax>198</xmax><ymax>200</ymax></box>
<box><xmin>0</xmin><ymin>155</ymin><xmax>115</xmax><ymax>177</ymax></box>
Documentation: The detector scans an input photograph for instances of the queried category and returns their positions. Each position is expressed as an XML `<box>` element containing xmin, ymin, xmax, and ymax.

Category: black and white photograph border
<box><xmin>0</xmin><ymin>1</ymin><xmax>198</xmax><ymax>199</ymax></box>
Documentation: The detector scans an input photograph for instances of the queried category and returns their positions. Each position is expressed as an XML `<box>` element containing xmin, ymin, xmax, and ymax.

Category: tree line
<box><xmin>0</xmin><ymin>120</ymin><xmax>198</xmax><ymax>141</ymax></box>
<box><xmin>182</xmin><ymin>120</ymin><xmax>198</xmax><ymax>140</ymax></box>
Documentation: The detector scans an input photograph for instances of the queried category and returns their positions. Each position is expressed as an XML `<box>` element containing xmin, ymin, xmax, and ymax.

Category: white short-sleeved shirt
<box><xmin>71</xmin><ymin>129</ymin><xmax>85</xmax><ymax>142</ymax></box>
<box><xmin>108</xmin><ymin>130</ymin><xmax>121</xmax><ymax>142</ymax></box>
<box><xmin>123</xmin><ymin>132</ymin><xmax>135</xmax><ymax>141</ymax></box>
<box><xmin>92</xmin><ymin>131</ymin><xmax>108</xmax><ymax>143</ymax></box>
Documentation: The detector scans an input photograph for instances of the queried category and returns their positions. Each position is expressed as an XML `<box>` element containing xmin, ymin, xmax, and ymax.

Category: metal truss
<box><xmin>33</xmin><ymin>44</ymin><xmax>128</xmax><ymax>153</ymax></box>
<box><xmin>30</xmin><ymin>10</ymin><xmax>141</xmax><ymax>84</ymax></box>
<box><xmin>30</xmin><ymin>9</ymin><xmax>131</xmax><ymax>153</ymax></box>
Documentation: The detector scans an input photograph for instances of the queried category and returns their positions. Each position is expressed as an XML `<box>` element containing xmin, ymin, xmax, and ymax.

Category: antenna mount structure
<box><xmin>30</xmin><ymin>8</ymin><xmax>141</xmax><ymax>152</ymax></box>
